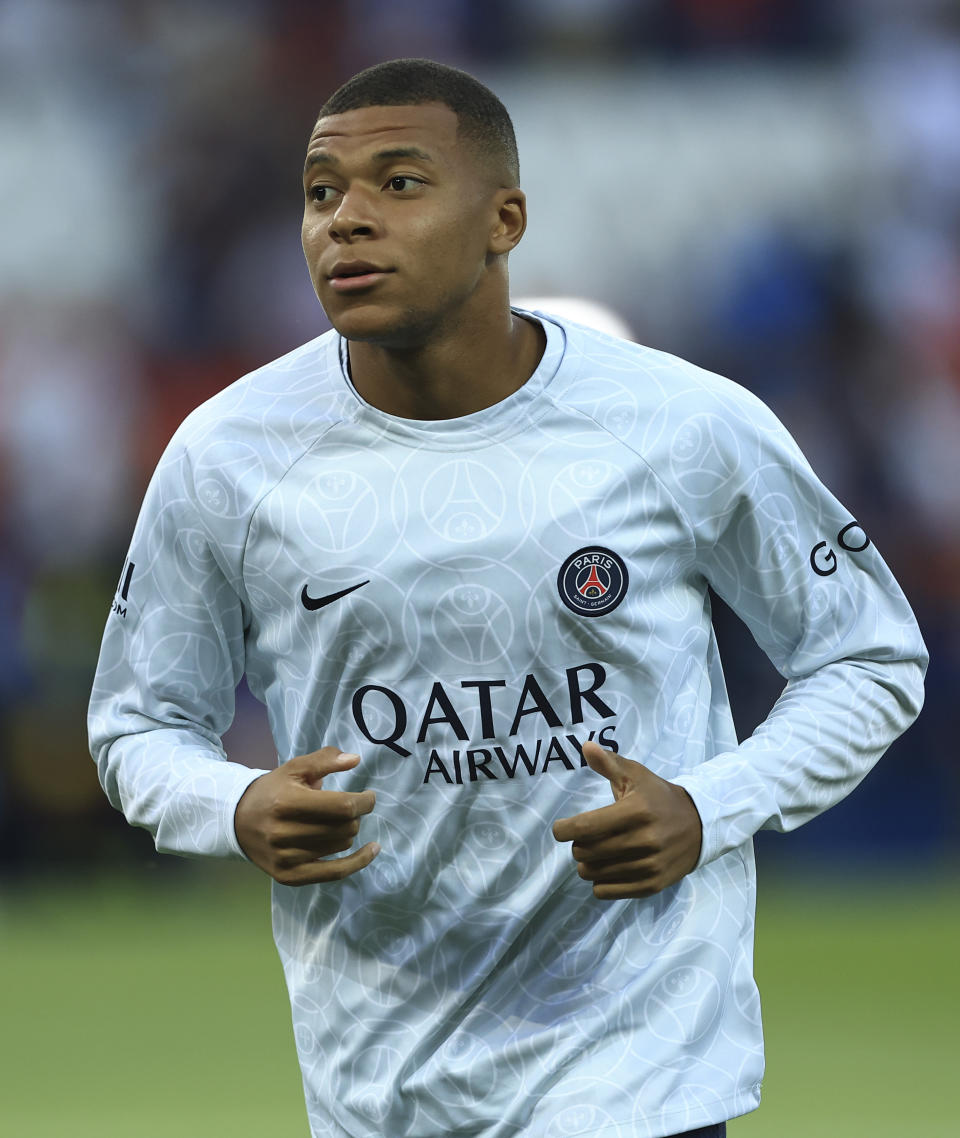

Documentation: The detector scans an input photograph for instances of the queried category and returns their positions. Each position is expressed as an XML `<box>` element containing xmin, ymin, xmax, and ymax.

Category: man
<box><xmin>88</xmin><ymin>58</ymin><xmax>926</xmax><ymax>1138</ymax></box>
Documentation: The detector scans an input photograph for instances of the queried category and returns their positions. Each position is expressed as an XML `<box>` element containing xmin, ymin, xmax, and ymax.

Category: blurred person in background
<box><xmin>88</xmin><ymin>57</ymin><xmax>926</xmax><ymax>1138</ymax></box>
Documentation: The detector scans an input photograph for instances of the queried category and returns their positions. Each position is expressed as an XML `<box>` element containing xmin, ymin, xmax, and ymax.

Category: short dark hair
<box><xmin>317</xmin><ymin>58</ymin><xmax>519</xmax><ymax>185</ymax></box>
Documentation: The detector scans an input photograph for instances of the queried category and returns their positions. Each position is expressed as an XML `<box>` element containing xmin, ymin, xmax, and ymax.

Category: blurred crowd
<box><xmin>0</xmin><ymin>0</ymin><xmax>957</xmax><ymax>875</ymax></box>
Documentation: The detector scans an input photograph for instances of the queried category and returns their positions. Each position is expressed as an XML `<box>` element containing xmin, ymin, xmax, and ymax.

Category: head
<box><xmin>301</xmin><ymin>58</ymin><xmax>525</xmax><ymax>348</ymax></box>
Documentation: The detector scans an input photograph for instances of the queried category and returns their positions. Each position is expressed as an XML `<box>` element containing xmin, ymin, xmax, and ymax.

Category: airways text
<box><xmin>349</xmin><ymin>662</ymin><xmax>621</xmax><ymax>784</ymax></box>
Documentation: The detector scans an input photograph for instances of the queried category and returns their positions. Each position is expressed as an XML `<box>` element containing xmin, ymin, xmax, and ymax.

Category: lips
<box><xmin>328</xmin><ymin>260</ymin><xmax>386</xmax><ymax>279</ymax></box>
<box><xmin>326</xmin><ymin>261</ymin><xmax>394</xmax><ymax>293</ymax></box>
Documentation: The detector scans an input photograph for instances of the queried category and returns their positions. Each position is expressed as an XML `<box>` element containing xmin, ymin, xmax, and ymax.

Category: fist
<box><xmin>553</xmin><ymin>741</ymin><xmax>702</xmax><ymax>900</ymax></box>
<box><xmin>234</xmin><ymin>748</ymin><xmax>379</xmax><ymax>886</ymax></box>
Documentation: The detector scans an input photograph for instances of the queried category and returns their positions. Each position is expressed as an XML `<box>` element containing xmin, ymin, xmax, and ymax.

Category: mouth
<box><xmin>327</xmin><ymin>262</ymin><xmax>394</xmax><ymax>293</ymax></box>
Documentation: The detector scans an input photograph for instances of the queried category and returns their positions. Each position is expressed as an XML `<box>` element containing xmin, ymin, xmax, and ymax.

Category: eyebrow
<box><xmin>302</xmin><ymin>146</ymin><xmax>436</xmax><ymax>176</ymax></box>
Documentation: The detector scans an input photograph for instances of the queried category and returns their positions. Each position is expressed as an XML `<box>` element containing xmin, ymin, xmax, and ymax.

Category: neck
<box><xmin>346</xmin><ymin>307</ymin><xmax>546</xmax><ymax>420</ymax></box>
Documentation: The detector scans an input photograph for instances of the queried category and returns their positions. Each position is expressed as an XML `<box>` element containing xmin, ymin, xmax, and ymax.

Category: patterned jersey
<box><xmin>88</xmin><ymin>311</ymin><xmax>926</xmax><ymax>1138</ymax></box>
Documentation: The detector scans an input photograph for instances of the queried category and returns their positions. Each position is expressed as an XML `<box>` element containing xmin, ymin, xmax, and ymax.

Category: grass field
<box><xmin>1</xmin><ymin>864</ymin><xmax>956</xmax><ymax>1136</ymax></box>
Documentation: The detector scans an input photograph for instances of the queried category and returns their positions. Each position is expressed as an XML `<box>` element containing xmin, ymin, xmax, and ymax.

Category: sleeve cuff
<box><xmin>222</xmin><ymin>766</ymin><xmax>271</xmax><ymax>860</ymax></box>
<box><xmin>669</xmin><ymin>760</ymin><xmax>776</xmax><ymax>868</ymax></box>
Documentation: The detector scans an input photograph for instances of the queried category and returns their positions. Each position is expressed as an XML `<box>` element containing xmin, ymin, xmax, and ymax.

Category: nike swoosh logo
<box><xmin>300</xmin><ymin>580</ymin><xmax>369</xmax><ymax>611</ymax></box>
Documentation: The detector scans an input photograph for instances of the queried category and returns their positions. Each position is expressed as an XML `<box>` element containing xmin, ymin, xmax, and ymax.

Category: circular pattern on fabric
<box><xmin>557</xmin><ymin>546</ymin><xmax>629</xmax><ymax>617</ymax></box>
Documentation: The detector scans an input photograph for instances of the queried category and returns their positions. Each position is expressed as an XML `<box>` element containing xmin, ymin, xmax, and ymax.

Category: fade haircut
<box><xmin>317</xmin><ymin>58</ymin><xmax>519</xmax><ymax>186</ymax></box>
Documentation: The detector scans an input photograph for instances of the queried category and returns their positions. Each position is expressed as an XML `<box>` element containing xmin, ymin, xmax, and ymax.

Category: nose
<box><xmin>328</xmin><ymin>187</ymin><xmax>378</xmax><ymax>243</ymax></box>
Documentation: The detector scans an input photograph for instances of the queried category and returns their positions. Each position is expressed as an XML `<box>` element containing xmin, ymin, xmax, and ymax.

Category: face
<box><xmin>301</xmin><ymin>103</ymin><xmax>521</xmax><ymax>347</ymax></box>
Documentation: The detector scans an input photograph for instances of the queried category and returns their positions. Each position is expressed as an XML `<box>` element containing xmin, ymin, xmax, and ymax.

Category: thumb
<box><xmin>581</xmin><ymin>740</ymin><xmax>648</xmax><ymax>801</ymax></box>
<box><xmin>288</xmin><ymin>748</ymin><xmax>361</xmax><ymax>790</ymax></box>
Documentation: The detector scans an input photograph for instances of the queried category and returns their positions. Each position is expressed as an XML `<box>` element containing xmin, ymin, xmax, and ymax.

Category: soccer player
<box><xmin>88</xmin><ymin>58</ymin><xmax>926</xmax><ymax>1138</ymax></box>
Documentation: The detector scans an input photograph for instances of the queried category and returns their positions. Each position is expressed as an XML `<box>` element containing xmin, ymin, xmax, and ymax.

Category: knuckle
<box><xmin>645</xmin><ymin>828</ymin><xmax>665</xmax><ymax>851</ymax></box>
<box><xmin>328</xmin><ymin>795</ymin><xmax>355</xmax><ymax>820</ymax></box>
<box><xmin>273</xmin><ymin>795</ymin><xmax>299</xmax><ymax>822</ymax></box>
<box><xmin>626</xmin><ymin>804</ymin><xmax>652</xmax><ymax>828</ymax></box>
<box><xmin>323</xmin><ymin>860</ymin><xmax>350</xmax><ymax>882</ymax></box>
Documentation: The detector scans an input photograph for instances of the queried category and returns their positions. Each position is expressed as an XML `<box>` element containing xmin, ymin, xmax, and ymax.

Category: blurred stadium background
<box><xmin>0</xmin><ymin>0</ymin><xmax>957</xmax><ymax>1134</ymax></box>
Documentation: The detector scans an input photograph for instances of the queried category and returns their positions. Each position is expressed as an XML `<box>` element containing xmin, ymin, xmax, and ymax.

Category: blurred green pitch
<box><xmin>2</xmin><ymin>866</ymin><xmax>955</xmax><ymax>1136</ymax></box>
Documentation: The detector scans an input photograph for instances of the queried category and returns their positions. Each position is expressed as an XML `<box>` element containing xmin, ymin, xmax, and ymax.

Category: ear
<box><xmin>488</xmin><ymin>188</ymin><xmax>527</xmax><ymax>256</ymax></box>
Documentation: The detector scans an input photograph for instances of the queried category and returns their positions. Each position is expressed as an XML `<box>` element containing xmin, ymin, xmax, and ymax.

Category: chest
<box><xmin>241</xmin><ymin>434</ymin><xmax>696</xmax><ymax>676</ymax></box>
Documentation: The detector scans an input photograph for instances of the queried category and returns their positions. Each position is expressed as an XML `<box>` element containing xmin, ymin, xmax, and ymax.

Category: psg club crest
<box><xmin>557</xmin><ymin>546</ymin><xmax>629</xmax><ymax>618</ymax></box>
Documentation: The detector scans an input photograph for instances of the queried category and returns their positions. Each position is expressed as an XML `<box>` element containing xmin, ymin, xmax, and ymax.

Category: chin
<box><xmin>326</xmin><ymin>302</ymin><xmax>436</xmax><ymax>349</ymax></box>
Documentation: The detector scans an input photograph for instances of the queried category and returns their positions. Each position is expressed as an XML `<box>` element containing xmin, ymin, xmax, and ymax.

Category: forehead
<box><xmin>306</xmin><ymin>103</ymin><xmax>461</xmax><ymax>162</ymax></box>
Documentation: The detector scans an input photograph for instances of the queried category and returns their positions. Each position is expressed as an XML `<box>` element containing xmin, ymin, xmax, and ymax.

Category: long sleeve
<box><xmin>665</xmin><ymin>380</ymin><xmax>927</xmax><ymax>866</ymax></box>
<box><xmin>88</xmin><ymin>433</ymin><xmax>270</xmax><ymax>859</ymax></box>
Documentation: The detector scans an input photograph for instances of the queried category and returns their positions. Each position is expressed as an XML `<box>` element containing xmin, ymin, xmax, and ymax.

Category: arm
<box><xmin>88</xmin><ymin>437</ymin><xmax>270</xmax><ymax>859</ymax></box>
<box><xmin>554</xmin><ymin>377</ymin><xmax>926</xmax><ymax>892</ymax></box>
<box><xmin>90</xmin><ymin>435</ymin><xmax>381</xmax><ymax>877</ymax></box>
<box><xmin>669</xmin><ymin>387</ymin><xmax>926</xmax><ymax>867</ymax></box>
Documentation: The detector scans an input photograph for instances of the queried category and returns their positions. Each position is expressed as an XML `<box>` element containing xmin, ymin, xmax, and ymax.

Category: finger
<box><xmin>286</xmin><ymin>749</ymin><xmax>363</xmax><ymax>789</ymax></box>
<box><xmin>553</xmin><ymin>798</ymin><xmax>643</xmax><ymax>845</ymax></box>
<box><xmin>581</xmin><ymin>740</ymin><xmax>642</xmax><ymax>800</ymax></box>
<box><xmin>572</xmin><ymin>833</ymin><xmax>658</xmax><ymax>862</ymax></box>
<box><xmin>281</xmin><ymin>787</ymin><xmax>376</xmax><ymax>825</ymax></box>
<box><xmin>277</xmin><ymin>842</ymin><xmax>381</xmax><ymax>887</ymax></box>
<box><xmin>577</xmin><ymin>857</ymin><xmax>657</xmax><ymax>884</ymax></box>
<box><xmin>581</xmin><ymin>742</ymin><xmax>663</xmax><ymax>805</ymax></box>
<box><xmin>268</xmin><ymin>816</ymin><xmax>363</xmax><ymax>851</ymax></box>
<box><xmin>591</xmin><ymin>878</ymin><xmax>667</xmax><ymax>901</ymax></box>
<box><xmin>581</xmin><ymin>739</ymin><xmax>626</xmax><ymax>779</ymax></box>
<box><xmin>273</xmin><ymin>835</ymin><xmax>361</xmax><ymax>867</ymax></box>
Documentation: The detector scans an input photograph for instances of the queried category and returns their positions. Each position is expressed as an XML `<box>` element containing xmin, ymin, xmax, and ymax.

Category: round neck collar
<box><xmin>336</xmin><ymin>310</ymin><xmax>565</xmax><ymax>448</ymax></box>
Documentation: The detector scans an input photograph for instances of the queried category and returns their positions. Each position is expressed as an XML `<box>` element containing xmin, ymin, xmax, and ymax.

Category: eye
<box><xmin>309</xmin><ymin>184</ymin><xmax>341</xmax><ymax>204</ymax></box>
<box><xmin>386</xmin><ymin>175</ymin><xmax>423</xmax><ymax>192</ymax></box>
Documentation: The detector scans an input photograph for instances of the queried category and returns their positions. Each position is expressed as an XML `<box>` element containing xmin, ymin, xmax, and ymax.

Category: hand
<box><xmin>552</xmin><ymin>741</ymin><xmax>703</xmax><ymax>900</ymax></box>
<box><xmin>234</xmin><ymin>748</ymin><xmax>379</xmax><ymax>886</ymax></box>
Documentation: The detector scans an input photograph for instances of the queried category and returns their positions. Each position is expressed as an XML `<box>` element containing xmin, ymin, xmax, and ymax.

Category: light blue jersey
<box><xmin>89</xmin><ymin>312</ymin><xmax>926</xmax><ymax>1138</ymax></box>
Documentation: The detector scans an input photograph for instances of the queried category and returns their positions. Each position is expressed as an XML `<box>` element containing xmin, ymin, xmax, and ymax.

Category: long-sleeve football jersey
<box><xmin>88</xmin><ymin>311</ymin><xmax>926</xmax><ymax>1138</ymax></box>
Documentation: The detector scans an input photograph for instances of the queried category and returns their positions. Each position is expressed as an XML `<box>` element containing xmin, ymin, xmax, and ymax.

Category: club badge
<box><xmin>557</xmin><ymin>546</ymin><xmax>629</xmax><ymax>617</ymax></box>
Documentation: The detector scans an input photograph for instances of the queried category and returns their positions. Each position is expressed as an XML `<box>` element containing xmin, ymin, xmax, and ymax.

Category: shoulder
<box><xmin>169</xmin><ymin>329</ymin><xmax>350</xmax><ymax>463</ymax></box>
<box><xmin>151</xmin><ymin>329</ymin><xmax>354</xmax><ymax>522</ymax></box>
<box><xmin>543</xmin><ymin>314</ymin><xmax>778</xmax><ymax>442</ymax></box>
<box><xmin>539</xmin><ymin>314</ymin><xmax>799</xmax><ymax>470</ymax></box>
